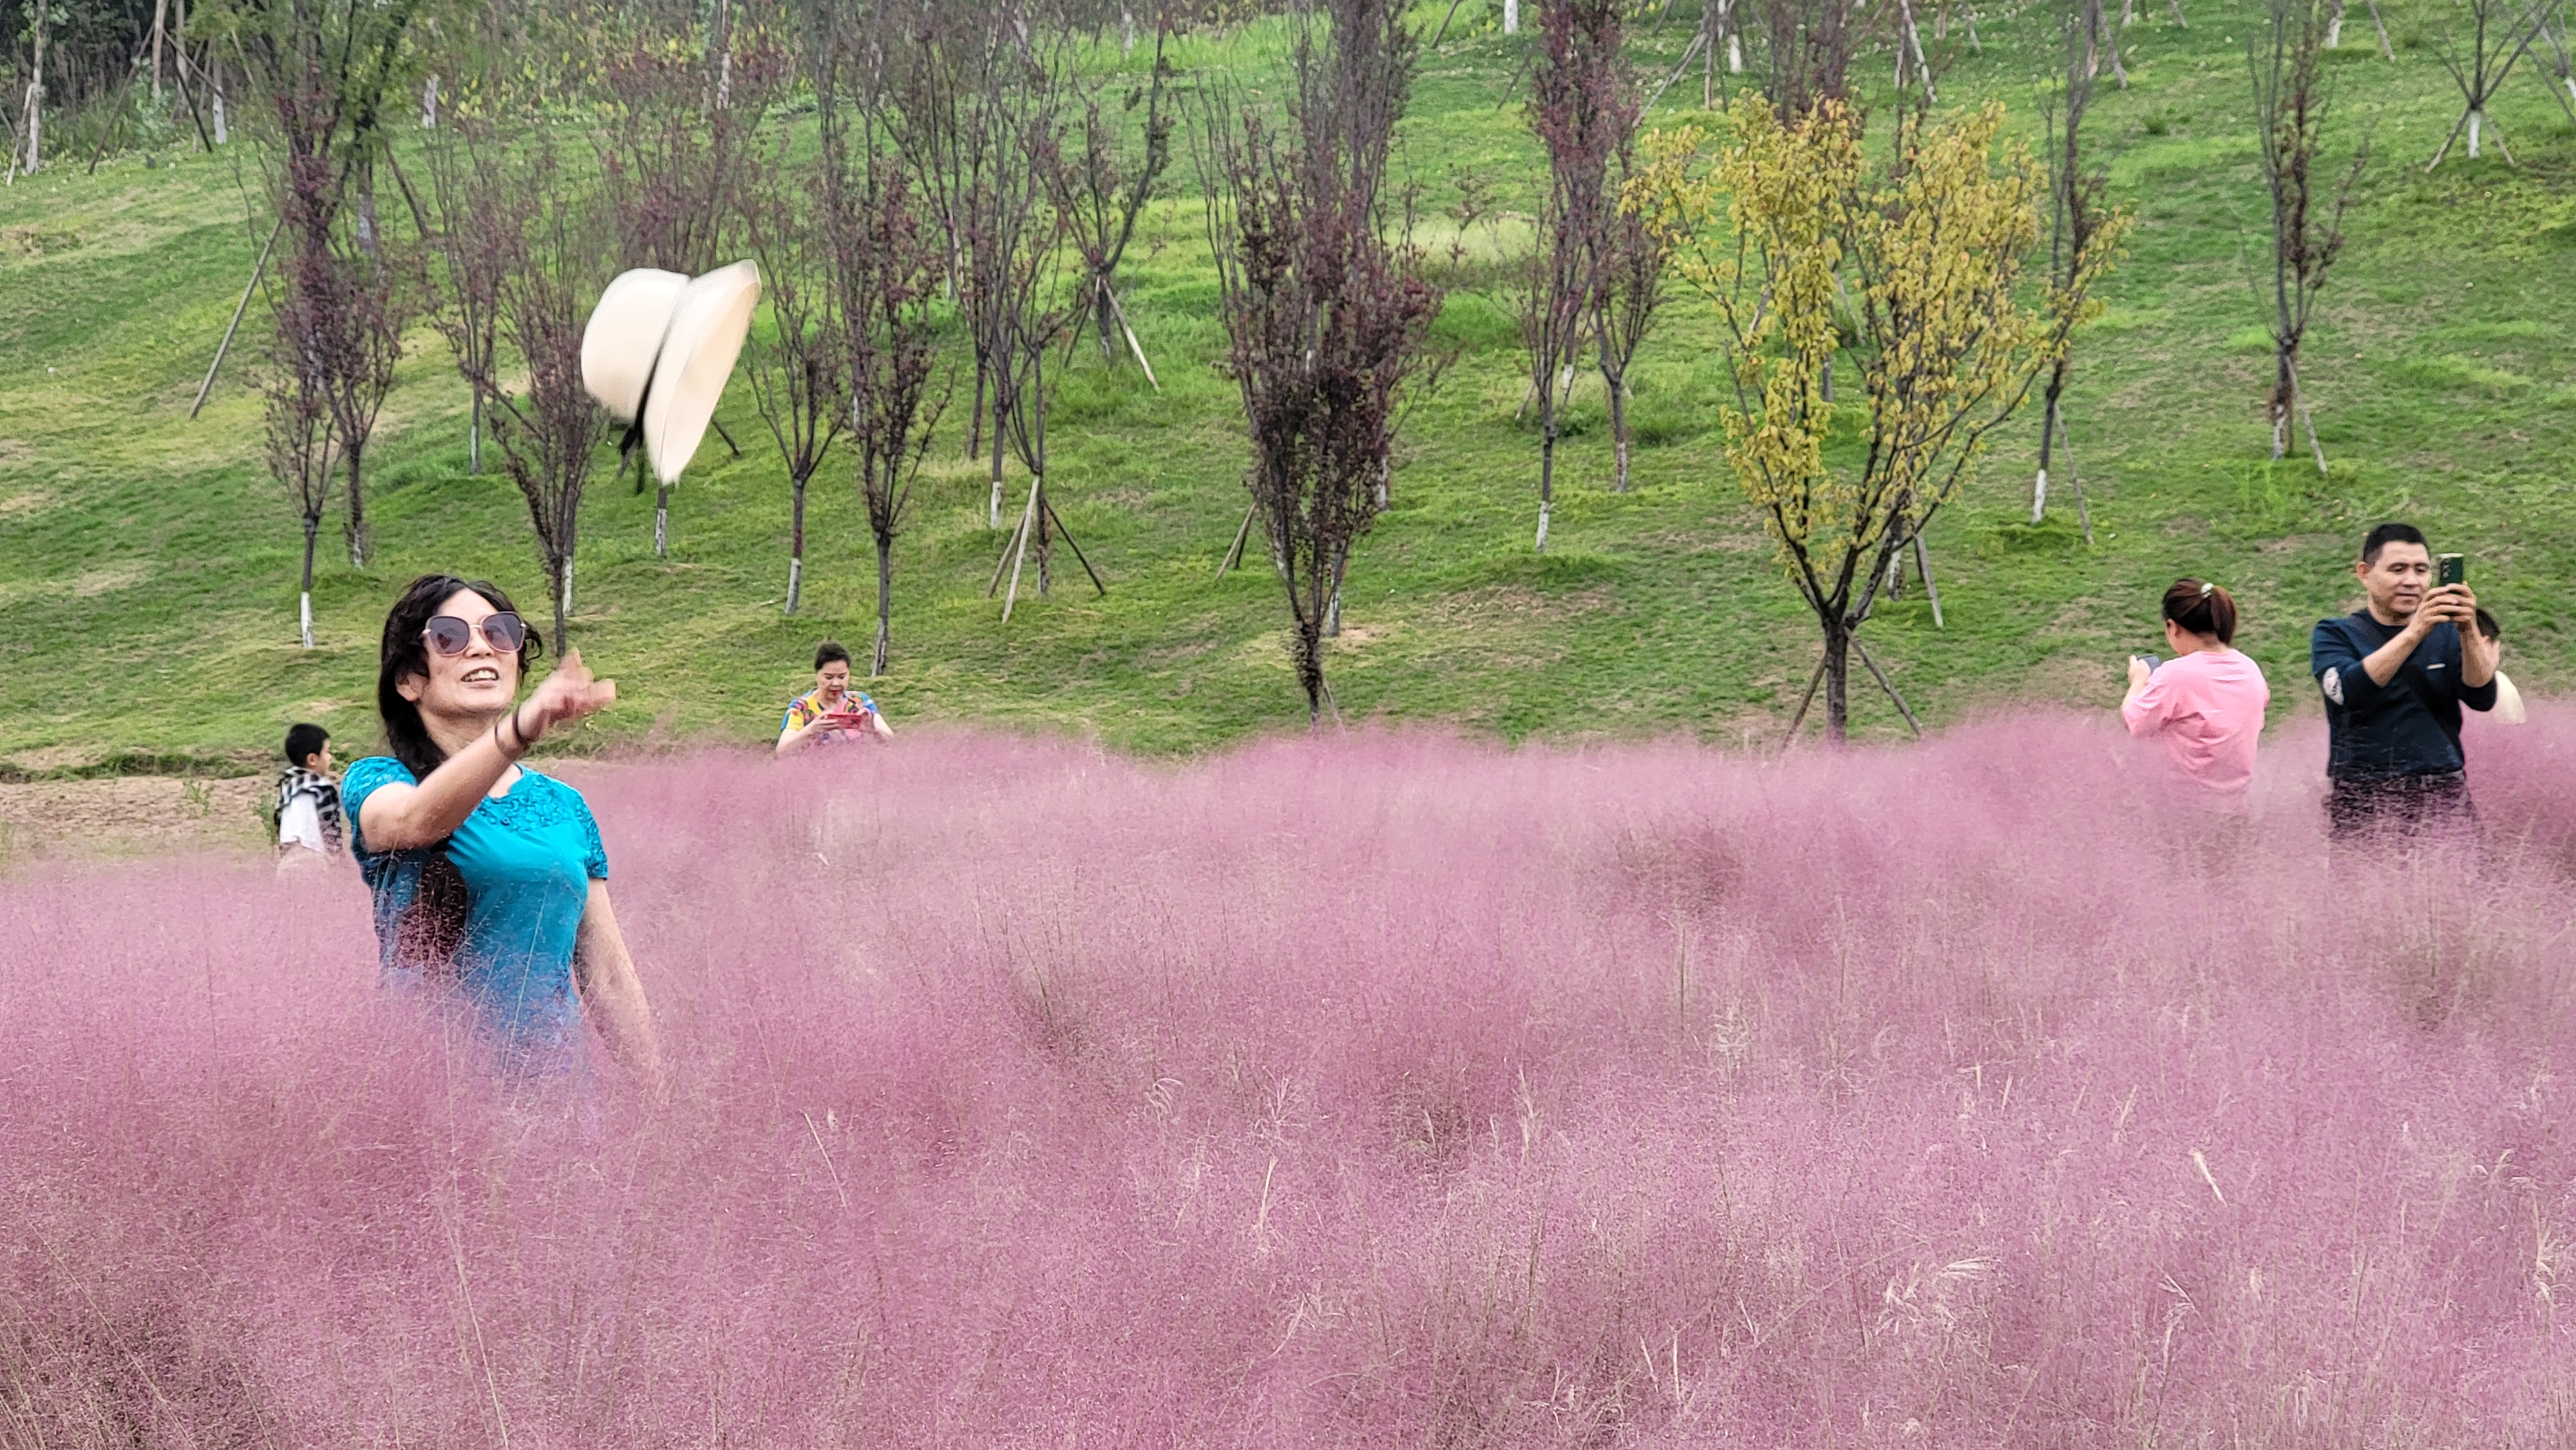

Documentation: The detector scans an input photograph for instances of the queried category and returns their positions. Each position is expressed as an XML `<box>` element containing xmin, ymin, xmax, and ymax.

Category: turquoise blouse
<box><xmin>343</xmin><ymin>756</ymin><xmax>609</xmax><ymax>1069</ymax></box>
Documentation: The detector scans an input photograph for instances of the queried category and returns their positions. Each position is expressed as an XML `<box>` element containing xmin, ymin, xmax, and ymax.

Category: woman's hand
<box><xmin>2127</xmin><ymin>656</ymin><xmax>2152</xmax><ymax>691</ymax></box>
<box><xmin>515</xmin><ymin>649</ymin><xmax>616</xmax><ymax>749</ymax></box>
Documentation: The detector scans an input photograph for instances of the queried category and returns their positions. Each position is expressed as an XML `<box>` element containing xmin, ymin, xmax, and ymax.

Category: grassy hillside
<box><xmin>3</xmin><ymin>0</ymin><xmax>2572</xmax><ymax>771</ymax></box>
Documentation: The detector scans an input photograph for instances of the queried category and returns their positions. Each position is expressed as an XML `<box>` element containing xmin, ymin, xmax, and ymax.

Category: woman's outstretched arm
<box><xmin>573</xmin><ymin>880</ymin><xmax>667</xmax><ymax>1098</ymax></box>
<box><xmin>359</xmin><ymin>652</ymin><xmax>616</xmax><ymax>851</ymax></box>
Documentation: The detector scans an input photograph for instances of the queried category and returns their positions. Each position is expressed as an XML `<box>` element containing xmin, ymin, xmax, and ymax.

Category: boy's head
<box><xmin>285</xmin><ymin>723</ymin><xmax>331</xmax><ymax>773</ymax></box>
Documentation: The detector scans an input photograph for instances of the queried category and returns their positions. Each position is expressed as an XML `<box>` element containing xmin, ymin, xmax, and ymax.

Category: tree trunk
<box><xmin>1535</xmin><ymin>413</ymin><xmax>1557</xmax><ymax>554</ymax></box>
<box><xmin>211</xmin><ymin>68</ymin><xmax>227</xmax><ymax>146</ymax></box>
<box><xmin>343</xmin><ymin>443</ymin><xmax>369</xmax><ymax>567</ymax></box>
<box><xmin>150</xmin><ymin>0</ymin><xmax>167</xmax><ymax>100</ymax></box>
<box><xmin>24</xmin><ymin>7</ymin><xmax>44</xmax><ymax>177</ymax></box>
<box><xmin>1294</xmin><ymin>616</ymin><xmax>1325</xmax><ymax>724</ymax></box>
<box><xmin>2033</xmin><ymin>377</ymin><xmax>2063</xmax><ymax>522</ymax></box>
<box><xmin>786</xmin><ymin>474</ymin><xmax>807</xmax><ymax>614</ymax></box>
<box><xmin>967</xmin><ymin>354</ymin><xmax>987</xmax><ymax>463</ymax></box>
<box><xmin>873</xmin><ymin>537</ymin><xmax>893</xmax><ymax>676</ymax></box>
<box><xmin>299</xmin><ymin>517</ymin><xmax>318</xmax><ymax>650</ymax></box>
<box><xmin>468</xmin><ymin>394</ymin><xmax>481</xmax><ymax>475</ymax></box>
<box><xmin>655</xmin><ymin>479</ymin><xmax>672</xmax><ymax>558</ymax></box>
<box><xmin>2270</xmin><ymin>343</ymin><xmax>2294</xmax><ymax>462</ymax></box>
<box><xmin>1505</xmin><ymin>0</ymin><xmax>1519</xmax><ymax>33</ymax></box>
<box><xmin>1034</xmin><ymin>478</ymin><xmax>1053</xmax><ymax>596</ymax></box>
<box><xmin>1823</xmin><ymin>621</ymin><xmax>1851</xmax><ymax>742</ymax></box>
<box><xmin>988</xmin><ymin>388</ymin><xmax>1006</xmax><ymax>529</ymax></box>
<box><xmin>2468</xmin><ymin>109</ymin><xmax>2482</xmax><ymax>159</ymax></box>
<box><xmin>552</xmin><ymin>554</ymin><xmax>573</xmax><ymax>655</ymax></box>
<box><xmin>1605</xmin><ymin>368</ymin><xmax>1631</xmax><ymax>493</ymax></box>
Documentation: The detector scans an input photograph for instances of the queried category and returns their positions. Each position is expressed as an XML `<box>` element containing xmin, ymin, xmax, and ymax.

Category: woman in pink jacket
<box><xmin>2123</xmin><ymin>579</ymin><xmax>2271</xmax><ymax>795</ymax></box>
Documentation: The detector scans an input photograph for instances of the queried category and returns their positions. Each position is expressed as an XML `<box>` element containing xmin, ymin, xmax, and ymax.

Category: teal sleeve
<box><xmin>337</xmin><ymin>756</ymin><xmax>417</xmax><ymax>858</ymax></box>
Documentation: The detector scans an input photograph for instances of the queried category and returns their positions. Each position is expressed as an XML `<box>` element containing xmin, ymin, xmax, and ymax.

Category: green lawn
<box><xmin>3</xmin><ymin>0</ymin><xmax>2571</xmax><ymax>773</ymax></box>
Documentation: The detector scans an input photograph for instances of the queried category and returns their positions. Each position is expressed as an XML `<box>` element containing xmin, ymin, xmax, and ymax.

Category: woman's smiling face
<box><xmin>397</xmin><ymin>588</ymin><xmax>523</xmax><ymax>724</ymax></box>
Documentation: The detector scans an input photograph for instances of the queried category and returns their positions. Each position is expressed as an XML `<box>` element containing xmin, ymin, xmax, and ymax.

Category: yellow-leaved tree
<box><xmin>1635</xmin><ymin>99</ymin><xmax>2125</xmax><ymax>740</ymax></box>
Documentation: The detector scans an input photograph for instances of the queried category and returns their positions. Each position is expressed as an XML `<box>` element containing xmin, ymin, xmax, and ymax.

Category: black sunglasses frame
<box><xmin>423</xmin><ymin>612</ymin><xmax>528</xmax><ymax>657</ymax></box>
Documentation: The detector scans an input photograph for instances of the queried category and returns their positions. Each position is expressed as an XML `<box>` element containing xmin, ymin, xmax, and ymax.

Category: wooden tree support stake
<box><xmin>192</xmin><ymin>214</ymin><xmax>283</xmax><ymax>419</ymax></box>
<box><xmin>1216</xmin><ymin>500</ymin><xmax>1256</xmax><ymax>578</ymax></box>
<box><xmin>1852</xmin><ymin>637</ymin><xmax>1924</xmax><ymax>739</ymax></box>
<box><xmin>1783</xmin><ymin>652</ymin><xmax>1829</xmax><ymax>744</ymax></box>
<box><xmin>1104</xmin><ymin>284</ymin><xmax>1160</xmax><ymax>392</ymax></box>
<box><xmin>1913</xmin><ymin>532</ymin><xmax>1944</xmax><ymax>628</ymax></box>
<box><xmin>1043</xmin><ymin>493</ymin><xmax>1108</xmax><ymax>597</ymax></box>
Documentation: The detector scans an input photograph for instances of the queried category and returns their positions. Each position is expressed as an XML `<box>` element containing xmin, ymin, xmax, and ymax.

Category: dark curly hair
<box><xmin>377</xmin><ymin>575</ymin><xmax>545</xmax><ymax>779</ymax></box>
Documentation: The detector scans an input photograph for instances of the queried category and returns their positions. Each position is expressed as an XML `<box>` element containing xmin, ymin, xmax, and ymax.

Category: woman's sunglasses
<box><xmin>423</xmin><ymin>612</ymin><xmax>527</xmax><ymax>657</ymax></box>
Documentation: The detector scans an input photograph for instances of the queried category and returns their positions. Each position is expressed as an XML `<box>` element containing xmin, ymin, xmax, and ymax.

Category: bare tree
<box><xmin>429</xmin><ymin>131</ymin><xmax>613</xmax><ymax>652</ymax></box>
<box><xmin>1596</xmin><ymin>134</ymin><xmax>1668</xmax><ymax>496</ymax></box>
<box><xmin>985</xmin><ymin>66</ymin><xmax>1089</xmax><ymax>619</ymax></box>
<box><xmin>1520</xmin><ymin>0</ymin><xmax>1631</xmax><ymax>551</ymax></box>
<box><xmin>423</xmin><ymin>120</ymin><xmax>499</xmax><ymax>477</ymax></box>
<box><xmin>2032</xmin><ymin>0</ymin><xmax>2119</xmax><ymax>532</ymax></box>
<box><xmin>816</xmin><ymin>63</ymin><xmax>948</xmax><ymax>675</ymax></box>
<box><xmin>591</xmin><ymin>3</ymin><xmax>783</xmax><ymax>554</ymax></box>
<box><xmin>2425</xmin><ymin>0</ymin><xmax>2551</xmax><ymax>166</ymax></box>
<box><xmin>265</xmin><ymin>292</ymin><xmax>341</xmax><ymax>649</ymax></box>
<box><xmin>1050</xmin><ymin>23</ymin><xmax>1175</xmax><ymax>384</ymax></box>
<box><xmin>220</xmin><ymin>0</ymin><xmax>428</xmax><ymax>570</ymax></box>
<box><xmin>1199</xmin><ymin>0</ymin><xmax>1443</xmax><ymax>722</ymax></box>
<box><xmin>2249</xmin><ymin>0</ymin><xmax>2363</xmax><ymax>470</ymax></box>
<box><xmin>2537</xmin><ymin>5</ymin><xmax>2576</xmax><ymax>129</ymax></box>
<box><xmin>886</xmin><ymin>0</ymin><xmax>1014</xmax><ymax>506</ymax></box>
<box><xmin>744</xmin><ymin>129</ymin><xmax>849</xmax><ymax>618</ymax></box>
<box><xmin>1760</xmin><ymin>0</ymin><xmax>1870</xmax><ymax>118</ymax></box>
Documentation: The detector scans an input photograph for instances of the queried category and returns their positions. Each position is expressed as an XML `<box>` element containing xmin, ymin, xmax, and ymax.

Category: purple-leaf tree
<box><xmin>591</xmin><ymin>6</ymin><xmax>784</xmax><ymax>553</ymax></box>
<box><xmin>744</xmin><ymin>127</ymin><xmax>850</xmax><ymax>619</ymax></box>
<box><xmin>815</xmin><ymin>28</ymin><xmax>950</xmax><ymax>674</ymax></box>
<box><xmin>1200</xmin><ymin>0</ymin><xmax>1443</xmax><ymax>722</ymax></box>
<box><xmin>1048</xmin><ymin>19</ymin><xmax>1175</xmax><ymax>384</ymax></box>
<box><xmin>1522</xmin><ymin>0</ymin><xmax>1634</xmax><ymax>548</ymax></box>
<box><xmin>427</xmin><ymin>129</ymin><xmax>612</xmax><ymax>653</ymax></box>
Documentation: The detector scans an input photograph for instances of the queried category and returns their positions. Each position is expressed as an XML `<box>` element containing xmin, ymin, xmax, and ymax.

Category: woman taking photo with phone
<box><xmin>343</xmin><ymin>575</ymin><xmax>665</xmax><ymax>1091</ymax></box>
<box><xmin>2123</xmin><ymin>578</ymin><xmax>2271</xmax><ymax>796</ymax></box>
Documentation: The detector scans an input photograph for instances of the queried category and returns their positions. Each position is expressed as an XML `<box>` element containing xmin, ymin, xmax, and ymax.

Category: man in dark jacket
<box><xmin>2311</xmin><ymin>523</ymin><xmax>2498</xmax><ymax>838</ymax></box>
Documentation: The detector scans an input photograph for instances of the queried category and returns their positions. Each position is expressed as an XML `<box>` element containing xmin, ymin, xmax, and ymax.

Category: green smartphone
<box><xmin>2437</xmin><ymin>553</ymin><xmax>2465</xmax><ymax>587</ymax></box>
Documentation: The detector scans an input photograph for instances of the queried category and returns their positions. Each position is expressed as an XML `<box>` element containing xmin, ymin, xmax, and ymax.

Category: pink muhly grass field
<box><xmin>3</xmin><ymin>711</ymin><xmax>2572</xmax><ymax>1447</ymax></box>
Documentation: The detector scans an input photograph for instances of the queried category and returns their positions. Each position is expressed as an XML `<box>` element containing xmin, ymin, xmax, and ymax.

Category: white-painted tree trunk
<box><xmin>300</xmin><ymin>592</ymin><xmax>314</xmax><ymax>650</ymax></box>
<box><xmin>422</xmin><ymin>75</ymin><xmax>439</xmax><ymax>129</ymax></box>
<box><xmin>1728</xmin><ymin>33</ymin><xmax>1744</xmax><ymax>70</ymax></box>
<box><xmin>2468</xmin><ymin>109</ymin><xmax>2482</xmax><ymax>158</ymax></box>
<box><xmin>786</xmin><ymin>556</ymin><xmax>802</xmax><ymax>615</ymax></box>
<box><xmin>561</xmin><ymin>557</ymin><xmax>574</xmax><ymax>621</ymax></box>
<box><xmin>1504</xmin><ymin>0</ymin><xmax>1519</xmax><ymax>33</ymax></box>
<box><xmin>23</xmin><ymin>9</ymin><xmax>43</xmax><ymax>178</ymax></box>
<box><xmin>2327</xmin><ymin>0</ymin><xmax>2344</xmax><ymax>46</ymax></box>
<box><xmin>1534</xmin><ymin>500</ymin><xmax>1551</xmax><ymax>552</ymax></box>
<box><xmin>211</xmin><ymin>80</ymin><xmax>227</xmax><ymax>145</ymax></box>
<box><xmin>149</xmin><ymin>0</ymin><xmax>168</xmax><ymax>99</ymax></box>
<box><xmin>2031</xmin><ymin>469</ymin><xmax>2049</xmax><ymax>523</ymax></box>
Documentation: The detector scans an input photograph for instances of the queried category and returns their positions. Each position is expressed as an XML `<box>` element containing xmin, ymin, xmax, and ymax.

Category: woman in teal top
<box><xmin>346</xmin><ymin>575</ymin><xmax>665</xmax><ymax>1089</ymax></box>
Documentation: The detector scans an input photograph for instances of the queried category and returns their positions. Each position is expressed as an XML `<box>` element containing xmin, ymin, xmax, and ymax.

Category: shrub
<box><xmin>3</xmin><ymin>713</ymin><xmax>2571</xmax><ymax>1444</ymax></box>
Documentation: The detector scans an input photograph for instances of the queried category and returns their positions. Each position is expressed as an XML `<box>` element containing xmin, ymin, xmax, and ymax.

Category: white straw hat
<box><xmin>580</xmin><ymin>260</ymin><xmax>762</xmax><ymax>485</ymax></box>
<box><xmin>580</xmin><ymin>268</ymin><xmax>687</xmax><ymax>421</ymax></box>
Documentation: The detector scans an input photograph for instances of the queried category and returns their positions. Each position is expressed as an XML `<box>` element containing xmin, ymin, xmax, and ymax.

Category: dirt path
<box><xmin>0</xmin><ymin>775</ymin><xmax>272</xmax><ymax>863</ymax></box>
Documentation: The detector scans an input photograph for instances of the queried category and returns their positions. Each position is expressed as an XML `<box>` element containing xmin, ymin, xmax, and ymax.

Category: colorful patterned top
<box><xmin>781</xmin><ymin>687</ymin><xmax>875</xmax><ymax>742</ymax></box>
